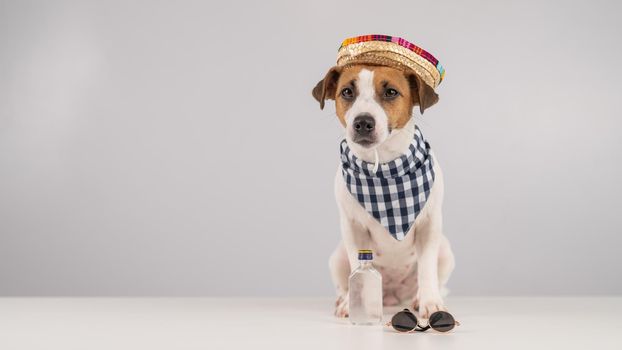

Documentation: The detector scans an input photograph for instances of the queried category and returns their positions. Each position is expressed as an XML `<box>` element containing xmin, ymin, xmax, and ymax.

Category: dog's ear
<box><xmin>406</xmin><ymin>70</ymin><xmax>439</xmax><ymax>114</ymax></box>
<box><xmin>312</xmin><ymin>66</ymin><xmax>342</xmax><ymax>110</ymax></box>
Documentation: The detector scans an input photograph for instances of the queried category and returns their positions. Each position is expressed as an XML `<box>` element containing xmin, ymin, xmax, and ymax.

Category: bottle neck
<box><xmin>359</xmin><ymin>260</ymin><xmax>373</xmax><ymax>268</ymax></box>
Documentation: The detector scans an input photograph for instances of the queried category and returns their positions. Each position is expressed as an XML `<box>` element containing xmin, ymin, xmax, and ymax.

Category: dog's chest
<box><xmin>369</xmin><ymin>232</ymin><xmax>419</xmax><ymax>292</ymax></box>
<box><xmin>368</xmin><ymin>224</ymin><xmax>418</xmax><ymax>266</ymax></box>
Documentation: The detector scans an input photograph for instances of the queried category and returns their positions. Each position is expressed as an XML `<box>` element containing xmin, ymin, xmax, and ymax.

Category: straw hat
<box><xmin>336</xmin><ymin>34</ymin><xmax>445</xmax><ymax>89</ymax></box>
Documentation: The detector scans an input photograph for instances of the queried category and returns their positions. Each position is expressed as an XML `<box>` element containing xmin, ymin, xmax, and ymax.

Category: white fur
<box><xmin>329</xmin><ymin>69</ymin><xmax>455</xmax><ymax>319</ymax></box>
<box><xmin>344</xmin><ymin>69</ymin><xmax>390</xmax><ymax>149</ymax></box>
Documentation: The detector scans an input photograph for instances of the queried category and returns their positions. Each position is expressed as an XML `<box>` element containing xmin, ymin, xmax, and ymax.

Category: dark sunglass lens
<box><xmin>429</xmin><ymin>311</ymin><xmax>455</xmax><ymax>332</ymax></box>
<box><xmin>391</xmin><ymin>309</ymin><xmax>418</xmax><ymax>332</ymax></box>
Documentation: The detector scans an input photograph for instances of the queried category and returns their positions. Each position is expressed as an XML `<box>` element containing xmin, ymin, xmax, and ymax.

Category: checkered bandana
<box><xmin>340</xmin><ymin>126</ymin><xmax>435</xmax><ymax>241</ymax></box>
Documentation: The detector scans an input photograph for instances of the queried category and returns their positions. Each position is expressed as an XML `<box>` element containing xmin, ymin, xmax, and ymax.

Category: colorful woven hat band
<box><xmin>337</xmin><ymin>35</ymin><xmax>445</xmax><ymax>89</ymax></box>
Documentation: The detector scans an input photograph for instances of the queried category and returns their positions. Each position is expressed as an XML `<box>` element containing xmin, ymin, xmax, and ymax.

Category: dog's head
<box><xmin>312</xmin><ymin>65</ymin><xmax>438</xmax><ymax>148</ymax></box>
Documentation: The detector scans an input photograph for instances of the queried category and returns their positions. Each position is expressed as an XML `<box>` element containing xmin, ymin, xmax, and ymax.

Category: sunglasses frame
<box><xmin>386</xmin><ymin>309</ymin><xmax>460</xmax><ymax>333</ymax></box>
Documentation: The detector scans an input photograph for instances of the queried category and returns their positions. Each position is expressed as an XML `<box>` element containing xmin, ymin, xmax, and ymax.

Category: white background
<box><xmin>1</xmin><ymin>0</ymin><xmax>621</xmax><ymax>296</ymax></box>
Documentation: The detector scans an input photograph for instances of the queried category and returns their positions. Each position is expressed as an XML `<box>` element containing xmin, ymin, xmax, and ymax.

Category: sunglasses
<box><xmin>387</xmin><ymin>309</ymin><xmax>460</xmax><ymax>333</ymax></box>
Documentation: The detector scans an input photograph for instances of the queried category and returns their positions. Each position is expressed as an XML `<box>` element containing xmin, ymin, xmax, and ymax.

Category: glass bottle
<box><xmin>348</xmin><ymin>249</ymin><xmax>383</xmax><ymax>325</ymax></box>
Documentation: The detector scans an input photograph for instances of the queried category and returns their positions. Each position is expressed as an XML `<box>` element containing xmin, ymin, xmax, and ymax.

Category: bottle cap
<box><xmin>358</xmin><ymin>249</ymin><xmax>373</xmax><ymax>260</ymax></box>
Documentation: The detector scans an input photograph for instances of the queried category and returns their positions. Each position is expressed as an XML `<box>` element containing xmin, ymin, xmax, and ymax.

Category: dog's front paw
<box><xmin>334</xmin><ymin>294</ymin><xmax>349</xmax><ymax>318</ymax></box>
<box><xmin>414</xmin><ymin>290</ymin><xmax>446</xmax><ymax>319</ymax></box>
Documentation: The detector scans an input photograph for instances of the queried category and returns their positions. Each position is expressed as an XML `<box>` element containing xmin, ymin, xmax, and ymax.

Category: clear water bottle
<box><xmin>349</xmin><ymin>249</ymin><xmax>383</xmax><ymax>325</ymax></box>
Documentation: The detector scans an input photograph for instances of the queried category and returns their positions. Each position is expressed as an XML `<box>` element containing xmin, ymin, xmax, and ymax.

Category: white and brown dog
<box><xmin>312</xmin><ymin>64</ymin><xmax>455</xmax><ymax>319</ymax></box>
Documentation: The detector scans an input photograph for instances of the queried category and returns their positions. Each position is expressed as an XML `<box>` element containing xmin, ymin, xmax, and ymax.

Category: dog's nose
<box><xmin>353</xmin><ymin>114</ymin><xmax>375</xmax><ymax>135</ymax></box>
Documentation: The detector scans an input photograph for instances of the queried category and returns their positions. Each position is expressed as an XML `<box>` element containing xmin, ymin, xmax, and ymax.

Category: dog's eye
<box><xmin>384</xmin><ymin>88</ymin><xmax>399</xmax><ymax>99</ymax></box>
<box><xmin>341</xmin><ymin>88</ymin><xmax>354</xmax><ymax>100</ymax></box>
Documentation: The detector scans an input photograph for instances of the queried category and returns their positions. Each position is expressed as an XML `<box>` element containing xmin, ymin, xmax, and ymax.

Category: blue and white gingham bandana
<box><xmin>340</xmin><ymin>126</ymin><xmax>435</xmax><ymax>241</ymax></box>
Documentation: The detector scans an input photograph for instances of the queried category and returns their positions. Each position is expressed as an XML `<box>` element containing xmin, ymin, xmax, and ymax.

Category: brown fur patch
<box><xmin>312</xmin><ymin>66</ymin><xmax>342</xmax><ymax>110</ymax></box>
<box><xmin>370</xmin><ymin>66</ymin><xmax>416</xmax><ymax>129</ymax></box>
<box><xmin>333</xmin><ymin>66</ymin><xmax>365</xmax><ymax>126</ymax></box>
<box><xmin>406</xmin><ymin>71</ymin><xmax>439</xmax><ymax>115</ymax></box>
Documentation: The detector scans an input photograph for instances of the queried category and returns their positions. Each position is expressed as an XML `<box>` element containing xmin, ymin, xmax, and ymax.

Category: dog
<box><xmin>312</xmin><ymin>64</ymin><xmax>455</xmax><ymax>319</ymax></box>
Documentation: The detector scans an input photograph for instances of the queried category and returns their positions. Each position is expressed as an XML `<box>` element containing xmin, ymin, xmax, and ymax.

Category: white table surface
<box><xmin>1</xmin><ymin>297</ymin><xmax>621</xmax><ymax>349</ymax></box>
